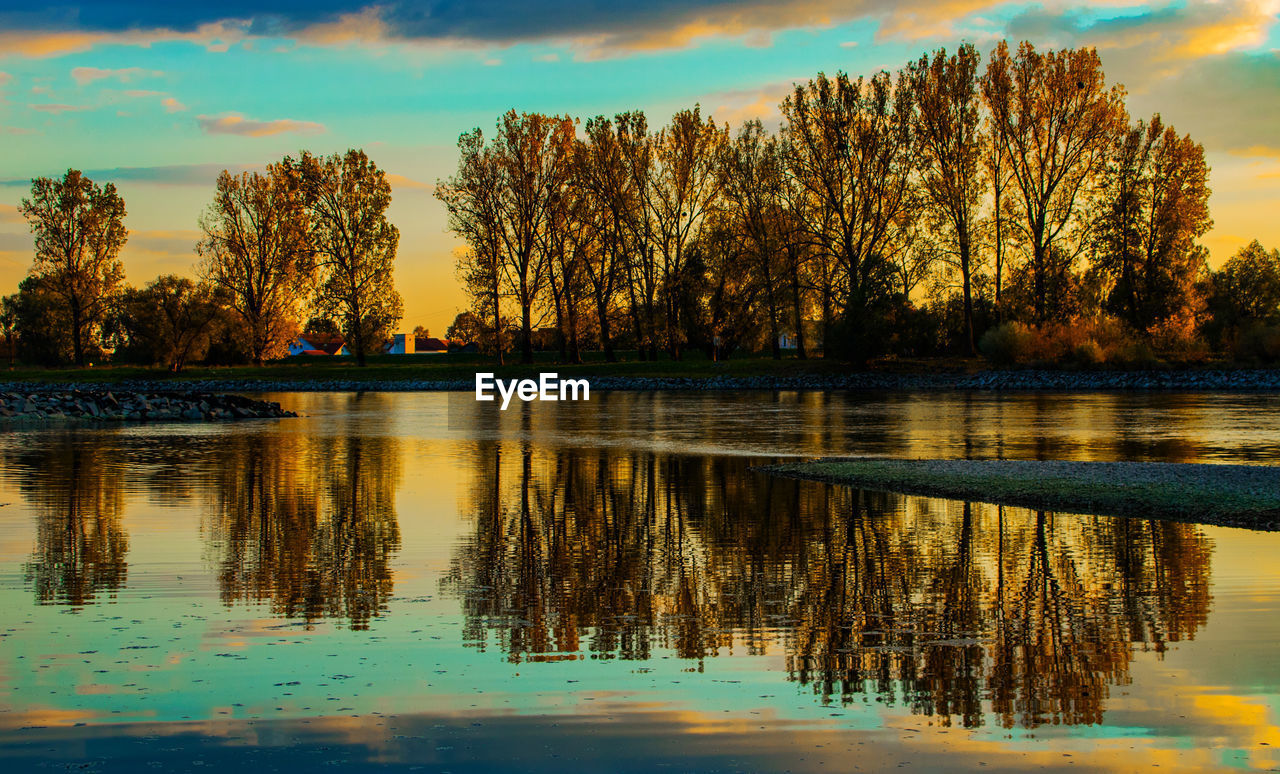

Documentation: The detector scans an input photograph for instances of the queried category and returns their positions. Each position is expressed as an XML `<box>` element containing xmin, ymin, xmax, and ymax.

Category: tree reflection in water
<box><xmin>203</xmin><ymin>409</ymin><xmax>402</xmax><ymax>630</ymax></box>
<box><xmin>447</xmin><ymin>445</ymin><xmax>1212</xmax><ymax>728</ymax></box>
<box><xmin>11</xmin><ymin>434</ymin><xmax>128</xmax><ymax>608</ymax></box>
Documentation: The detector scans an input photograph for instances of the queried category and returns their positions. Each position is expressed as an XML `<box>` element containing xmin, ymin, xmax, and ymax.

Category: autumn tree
<box><xmin>20</xmin><ymin>169</ymin><xmax>127</xmax><ymax>366</ymax></box>
<box><xmin>1206</xmin><ymin>240</ymin><xmax>1280</xmax><ymax>338</ymax></box>
<box><xmin>437</xmin><ymin>128</ymin><xmax>507</xmax><ymax>364</ymax></box>
<box><xmin>984</xmin><ymin>127</ymin><xmax>1015</xmax><ymax>320</ymax></box>
<box><xmin>494</xmin><ymin>112</ymin><xmax>575</xmax><ymax>364</ymax></box>
<box><xmin>982</xmin><ymin>41</ymin><xmax>1127</xmax><ymax>322</ymax></box>
<box><xmin>0</xmin><ymin>294</ymin><xmax>15</xmax><ymax>367</ymax></box>
<box><xmin>650</xmin><ymin>106</ymin><xmax>727</xmax><ymax>359</ymax></box>
<box><xmin>121</xmin><ymin>275</ymin><xmax>224</xmax><ymax>372</ymax></box>
<box><xmin>684</xmin><ymin>216</ymin><xmax>763</xmax><ymax>359</ymax></box>
<box><xmin>720</xmin><ymin>120</ymin><xmax>791</xmax><ymax>358</ymax></box>
<box><xmin>539</xmin><ymin>122</ymin><xmax>587</xmax><ymax>363</ymax></box>
<box><xmin>293</xmin><ymin>149</ymin><xmax>404</xmax><ymax>367</ymax></box>
<box><xmin>446</xmin><ymin>311</ymin><xmax>485</xmax><ymax>346</ymax></box>
<box><xmin>615</xmin><ymin>111</ymin><xmax>662</xmax><ymax>359</ymax></box>
<box><xmin>198</xmin><ymin>166</ymin><xmax>311</xmax><ymax>365</ymax></box>
<box><xmin>781</xmin><ymin>69</ymin><xmax>916</xmax><ymax>361</ymax></box>
<box><xmin>573</xmin><ymin>115</ymin><xmax>636</xmax><ymax>361</ymax></box>
<box><xmin>909</xmin><ymin>44</ymin><xmax>985</xmax><ymax>354</ymax></box>
<box><xmin>1094</xmin><ymin>114</ymin><xmax>1211</xmax><ymax>331</ymax></box>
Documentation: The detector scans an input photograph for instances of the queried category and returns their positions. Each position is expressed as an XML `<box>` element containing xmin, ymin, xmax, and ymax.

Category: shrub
<box><xmin>1110</xmin><ymin>338</ymin><xmax>1161</xmax><ymax>368</ymax></box>
<box><xmin>1235</xmin><ymin>324</ymin><xmax>1280</xmax><ymax>362</ymax></box>
<box><xmin>1148</xmin><ymin>311</ymin><xmax>1209</xmax><ymax>363</ymax></box>
<box><xmin>978</xmin><ymin>322</ymin><xmax>1033</xmax><ymax>365</ymax></box>
<box><xmin>1071</xmin><ymin>340</ymin><xmax>1105</xmax><ymax>366</ymax></box>
<box><xmin>979</xmin><ymin>316</ymin><xmax>1151</xmax><ymax>367</ymax></box>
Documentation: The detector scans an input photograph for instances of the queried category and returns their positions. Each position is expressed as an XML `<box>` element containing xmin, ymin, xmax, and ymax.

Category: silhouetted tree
<box><xmin>781</xmin><ymin>69</ymin><xmax>915</xmax><ymax>362</ymax></box>
<box><xmin>120</xmin><ymin>275</ymin><xmax>223</xmax><ymax>372</ymax></box>
<box><xmin>909</xmin><ymin>44</ymin><xmax>985</xmax><ymax>354</ymax></box>
<box><xmin>982</xmin><ymin>42</ymin><xmax>1126</xmax><ymax>322</ymax></box>
<box><xmin>294</xmin><ymin>149</ymin><xmax>404</xmax><ymax>366</ymax></box>
<box><xmin>1094</xmin><ymin>114</ymin><xmax>1212</xmax><ymax>331</ymax></box>
<box><xmin>20</xmin><ymin>169</ymin><xmax>127</xmax><ymax>366</ymax></box>
<box><xmin>197</xmin><ymin>166</ymin><xmax>311</xmax><ymax>365</ymax></box>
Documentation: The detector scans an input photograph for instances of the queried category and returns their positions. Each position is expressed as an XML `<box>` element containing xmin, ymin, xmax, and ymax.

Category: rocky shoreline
<box><xmin>3</xmin><ymin>367</ymin><xmax>1280</xmax><ymax>395</ymax></box>
<box><xmin>0</xmin><ymin>390</ymin><xmax>297</xmax><ymax>424</ymax></box>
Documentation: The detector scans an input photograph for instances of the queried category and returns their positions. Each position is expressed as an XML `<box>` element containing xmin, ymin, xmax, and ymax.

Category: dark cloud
<box><xmin>0</xmin><ymin>1</ymin><xmax>913</xmax><ymax>45</ymax></box>
<box><xmin>0</xmin><ymin>163</ymin><xmax>256</xmax><ymax>187</ymax></box>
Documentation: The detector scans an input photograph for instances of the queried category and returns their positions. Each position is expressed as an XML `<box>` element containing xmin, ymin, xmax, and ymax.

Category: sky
<box><xmin>0</xmin><ymin>0</ymin><xmax>1277</xmax><ymax>334</ymax></box>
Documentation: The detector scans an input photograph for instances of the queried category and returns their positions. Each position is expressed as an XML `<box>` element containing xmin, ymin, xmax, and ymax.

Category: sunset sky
<box><xmin>1</xmin><ymin>1</ymin><xmax>1277</xmax><ymax>333</ymax></box>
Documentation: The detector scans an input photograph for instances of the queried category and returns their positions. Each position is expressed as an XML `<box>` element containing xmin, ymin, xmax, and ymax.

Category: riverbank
<box><xmin>0</xmin><ymin>390</ymin><xmax>297</xmax><ymax>424</ymax></box>
<box><xmin>3</xmin><ymin>366</ymin><xmax>1280</xmax><ymax>393</ymax></box>
<box><xmin>761</xmin><ymin>458</ymin><xmax>1280</xmax><ymax>530</ymax></box>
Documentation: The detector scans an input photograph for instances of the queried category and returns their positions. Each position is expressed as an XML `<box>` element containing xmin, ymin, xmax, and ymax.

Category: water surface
<box><xmin>1</xmin><ymin>391</ymin><xmax>1278</xmax><ymax>772</ymax></box>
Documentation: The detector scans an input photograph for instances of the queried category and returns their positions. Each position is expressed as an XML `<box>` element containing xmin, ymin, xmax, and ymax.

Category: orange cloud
<box><xmin>30</xmin><ymin>103</ymin><xmax>91</xmax><ymax>114</ymax></box>
<box><xmin>196</xmin><ymin>113</ymin><xmax>326</xmax><ymax>137</ymax></box>
<box><xmin>705</xmin><ymin>80</ymin><xmax>797</xmax><ymax>128</ymax></box>
<box><xmin>0</xmin><ymin>204</ymin><xmax>23</xmax><ymax>224</ymax></box>
<box><xmin>71</xmin><ymin>66</ymin><xmax>164</xmax><ymax>86</ymax></box>
<box><xmin>294</xmin><ymin>7</ymin><xmax>390</xmax><ymax>46</ymax></box>
<box><xmin>0</xmin><ymin>20</ymin><xmax>248</xmax><ymax>58</ymax></box>
<box><xmin>386</xmin><ymin>173</ymin><xmax>433</xmax><ymax>192</ymax></box>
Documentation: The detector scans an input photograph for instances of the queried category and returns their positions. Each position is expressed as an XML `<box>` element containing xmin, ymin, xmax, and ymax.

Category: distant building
<box><xmin>779</xmin><ymin>320</ymin><xmax>824</xmax><ymax>351</ymax></box>
<box><xmin>416</xmin><ymin>336</ymin><xmax>449</xmax><ymax>352</ymax></box>
<box><xmin>385</xmin><ymin>333</ymin><xmax>416</xmax><ymax>355</ymax></box>
<box><xmin>289</xmin><ymin>333</ymin><xmax>349</xmax><ymax>356</ymax></box>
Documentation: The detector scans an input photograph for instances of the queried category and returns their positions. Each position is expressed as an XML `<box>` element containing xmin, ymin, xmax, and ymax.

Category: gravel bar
<box><xmin>759</xmin><ymin>458</ymin><xmax>1280</xmax><ymax>531</ymax></box>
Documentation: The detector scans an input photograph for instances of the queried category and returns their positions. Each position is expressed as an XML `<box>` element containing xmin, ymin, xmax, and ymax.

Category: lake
<box><xmin>1</xmin><ymin>391</ymin><xmax>1278</xmax><ymax>772</ymax></box>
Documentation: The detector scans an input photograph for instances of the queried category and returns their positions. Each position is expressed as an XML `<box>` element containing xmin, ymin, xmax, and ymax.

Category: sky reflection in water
<box><xmin>0</xmin><ymin>391</ymin><xmax>1278</xmax><ymax>772</ymax></box>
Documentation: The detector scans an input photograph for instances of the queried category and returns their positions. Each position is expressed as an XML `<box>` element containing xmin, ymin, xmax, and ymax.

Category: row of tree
<box><xmin>3</xmin><ymin>150</ymin><xmax>403</xmax><ymax>369</ymax></box>
<box><xmin>439</xmin><ymin>40</ymin><xmax>1244</xmax><ymax>364</ymax></box>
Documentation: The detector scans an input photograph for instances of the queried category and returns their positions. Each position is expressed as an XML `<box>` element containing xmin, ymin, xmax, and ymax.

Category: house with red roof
<box><xmin>288</xmin><ymin>333</ymin><xmax>349</xmax><ymax>356</ymax></box>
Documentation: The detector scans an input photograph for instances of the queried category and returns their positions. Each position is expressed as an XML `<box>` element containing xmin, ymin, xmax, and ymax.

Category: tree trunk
<box><xmin>567</xmin><ymin>299</ymin><xmax>582</xmax><ymax>364</ymax></box>
<box><xmin>520</xmin><ymin>300</ymin><xmax>534</xmax><ymax>364</ymax></box>
<box><xmin>960</xmin><ymin>234</ymin><xmax>975</xmax><ymax>356</ymax></box>
<box><xmin>1033</xmin><ymin>242</ymin><xmax>1047</xmax><ymax>323</ymax></box>
<box><xmin>821</xmin><ymin>285</ymin><xmax>833</xmax><ymax>357</ymax></box>
<box><xmin>595</xmin><ymin>291</ymin><xmax>616</xmax><ymax>362</ymax></box>
<box><xmin>491</xmin><ymin>266</ymin><xmax>504</xmax><ymax>367</ymax></box>
<box><xmin>789</xmin><ymin>256</ymin><xmax>807</xmax><ymax>360</ymax></box>
<box><xmin>70</xmin><ymin>303</ymin><xmax>84</xmax><ymax>367</ymax></box>
<box><xmin>626</xmin><ymin>275</ymin><xmax>645</xmax><ymax>361</ymax></box>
